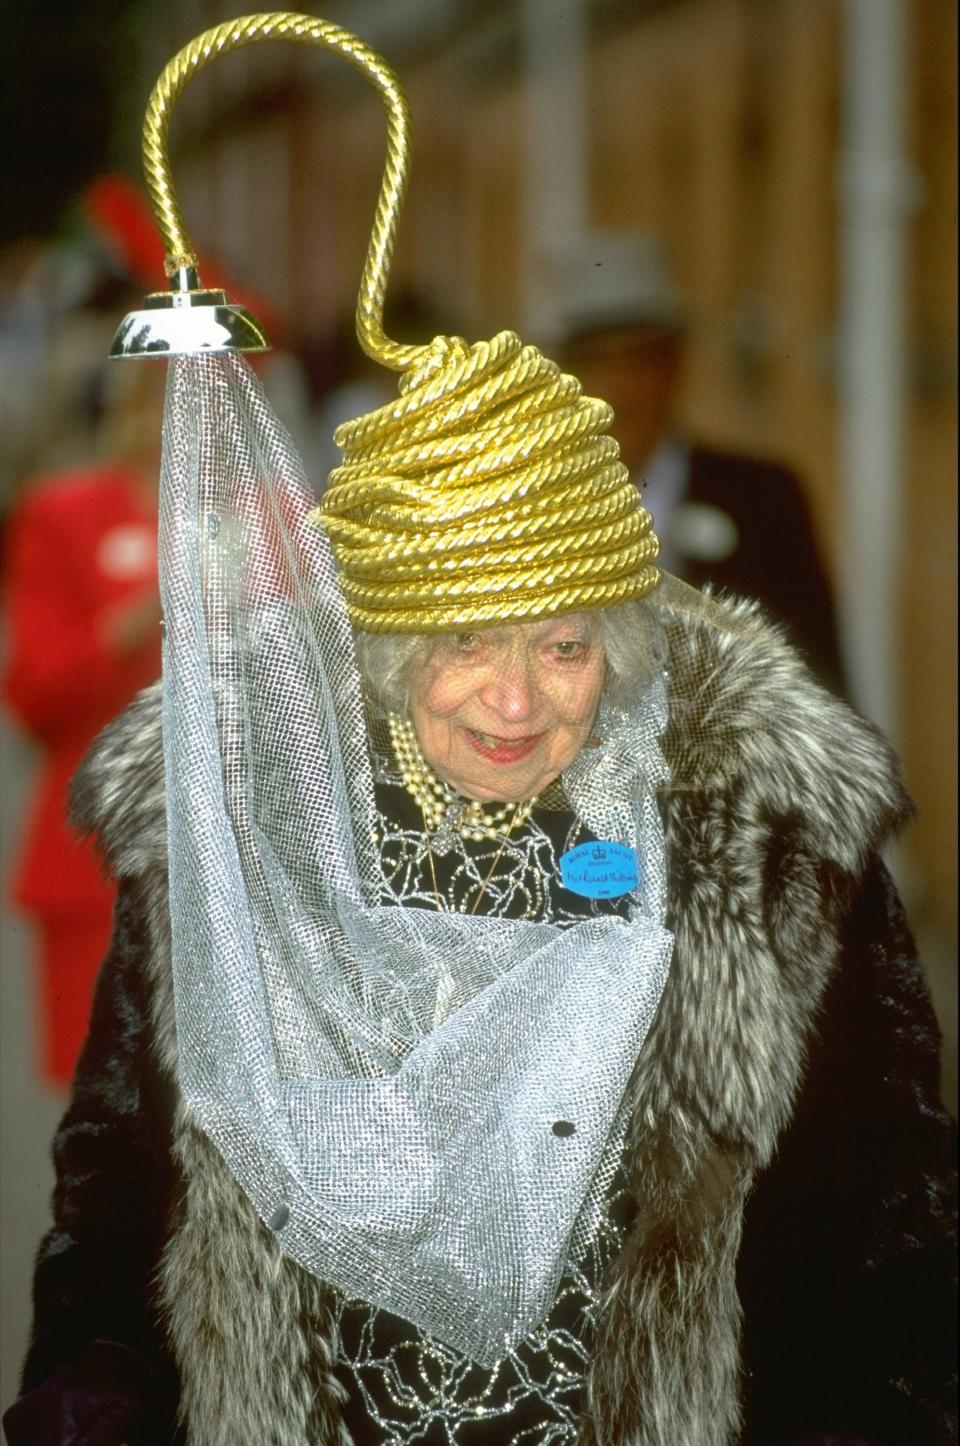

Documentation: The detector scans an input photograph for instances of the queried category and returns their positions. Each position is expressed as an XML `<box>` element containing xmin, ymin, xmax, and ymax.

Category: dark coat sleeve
<box><xmin>738</xmin><ymin>858</ymin><xmax>958</xmax><ymax>1446</ymax></box>
<box><xmin>3</xmin><ymin>881</ymin><xmax>181</xmax><ymax>1446</ymax></box>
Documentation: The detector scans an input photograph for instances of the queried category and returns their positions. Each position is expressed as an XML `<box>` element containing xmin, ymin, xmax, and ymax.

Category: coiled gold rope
<box><xmin>141</xmin><ymin>11</ymin><xmax>417</xmax><ymax>371</ymax></box>
<box><xmin>141</xmin><ymin>13</ymin><xmax>660</xmax><ymax>632</ymax></box>
<box><xmin>315</xmin><ymin>332</ymin><xmax>659</xmax><ymax>632</ymax></box>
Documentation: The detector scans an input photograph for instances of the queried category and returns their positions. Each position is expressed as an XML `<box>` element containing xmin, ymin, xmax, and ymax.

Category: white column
<box><xmin>520</xmin><ymin>0</ymin><xmax>589</xmax><ymax>340</ymax></box>
<box><xmin>837</xmin><ymin>0</ymin><xmax>920</xmax><ymax>740</ymax></box>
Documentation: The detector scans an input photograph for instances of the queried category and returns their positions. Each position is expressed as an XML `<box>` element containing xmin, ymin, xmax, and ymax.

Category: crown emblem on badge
<box><xmin>591</xmin><ymin>846</ymin><xmax>607</xmax><ymax>861</ymax></box>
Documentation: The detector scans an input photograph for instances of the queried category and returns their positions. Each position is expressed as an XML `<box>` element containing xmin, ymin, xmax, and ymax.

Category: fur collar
<box><xmin>73</xmin><ymin>587</ymin><xmax>907</xmax><ymax>881</ymax></box>
<box><xmin>652</xmin><ymin>583</ymin><xmax>908</xmax><ymax>868</ymax></box>
<box><xmin>72</xmin><ymin>590</ymin><xmax>909</xmax><ymax>1446</ymax></box>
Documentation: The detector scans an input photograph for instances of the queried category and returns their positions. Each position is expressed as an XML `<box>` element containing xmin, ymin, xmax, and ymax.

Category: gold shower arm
<box><xmin>134</xmin><ymin>11</ymin><xmax>417</xmax><ymax>371</ymax></box>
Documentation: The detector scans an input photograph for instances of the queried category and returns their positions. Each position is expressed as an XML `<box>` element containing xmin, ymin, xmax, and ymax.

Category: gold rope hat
<box><xmin>316</xmin><ymin>331</ymin><xmax>660</xmax><ymax>633</ymax></box>
<box><xmin>111</xmin><ymin>11</ymin><xmax>660</xmax><ymax>632</ymax></box>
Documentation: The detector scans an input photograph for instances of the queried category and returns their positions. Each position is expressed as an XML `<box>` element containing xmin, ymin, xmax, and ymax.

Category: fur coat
<box><xmin>6</xmin><ymin>595</ymin><xmax>957</xmax><ymax>1446</ymax></box>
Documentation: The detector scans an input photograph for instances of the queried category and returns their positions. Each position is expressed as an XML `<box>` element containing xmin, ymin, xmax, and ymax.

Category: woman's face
<box><xmin>408</xmin><ymin>614</ymin><xmax>605</xmax><ymax>802</ymax></box>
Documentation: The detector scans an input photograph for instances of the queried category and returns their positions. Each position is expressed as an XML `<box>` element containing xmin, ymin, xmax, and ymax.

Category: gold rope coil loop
<box><xmin>141</xmin><ymin>11</ymin><xmax>417</xmax><ymax>370</ymax></box>
<box><xmin>314</xmin><ymin>331</ymin><xmax>661</xmax><ymax>633</ymax></box>
<box><xmin>142</xmin><ymin>14</ymin><xmax>661</xmax><ymax>630</ymax></box>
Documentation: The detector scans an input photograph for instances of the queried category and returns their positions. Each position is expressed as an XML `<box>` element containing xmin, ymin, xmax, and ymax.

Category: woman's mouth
<box><xmin>463</xmin><ymin>729</ymin><xmax>544</xmax><ymax>764</ymax></box>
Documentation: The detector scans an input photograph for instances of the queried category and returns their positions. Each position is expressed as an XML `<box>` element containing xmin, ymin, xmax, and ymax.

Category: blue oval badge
<box><xmin>559</xmin><ymin>841</ymin><xmax>640</xmax><ymax>900</ymax></box>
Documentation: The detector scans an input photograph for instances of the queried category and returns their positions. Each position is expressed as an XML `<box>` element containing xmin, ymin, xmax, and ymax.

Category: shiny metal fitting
<box><xmin>109</xmin><ymin>264</ymin><xmax>271</xmax><ymax>359</ymax></box>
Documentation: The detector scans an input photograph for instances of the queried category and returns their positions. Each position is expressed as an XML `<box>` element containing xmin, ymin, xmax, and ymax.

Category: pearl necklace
<box><xmin>387</xmin><ymin>714</ymin><xmax>536</xmax><ymax>844</ymax></box>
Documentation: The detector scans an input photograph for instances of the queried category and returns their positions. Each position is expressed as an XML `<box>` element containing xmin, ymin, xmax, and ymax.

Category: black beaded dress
<box><xmin>332</xmin><ymin>769</ymin><xmax>636</xmax><ymax>1445</ymax></box>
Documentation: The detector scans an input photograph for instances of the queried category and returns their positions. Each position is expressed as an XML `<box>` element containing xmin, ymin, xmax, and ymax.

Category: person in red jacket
<box><xmin>2</xmin><ymin>361</ymin><xmax>164</xmax><ymax>1087</ymax></box>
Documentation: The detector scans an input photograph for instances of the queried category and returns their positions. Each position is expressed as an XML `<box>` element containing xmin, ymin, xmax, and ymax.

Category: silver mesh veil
<box><xmin>158</xmin><ymin>353</ymin><xmax>675</xmax><ymax>1365</ymax></box>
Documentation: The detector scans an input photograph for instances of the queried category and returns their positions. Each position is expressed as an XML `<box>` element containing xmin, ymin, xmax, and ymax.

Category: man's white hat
<box><xmin>550</xmin><ymin>229</ymin><xmax>687</xmax><ymax>342</ymax></box>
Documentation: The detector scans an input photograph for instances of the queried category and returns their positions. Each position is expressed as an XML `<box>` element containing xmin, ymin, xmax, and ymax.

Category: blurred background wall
<box><xmin>1</xmin><ymin>0</ymin><xmax>956</xmax><ymax>1416</ymax></box>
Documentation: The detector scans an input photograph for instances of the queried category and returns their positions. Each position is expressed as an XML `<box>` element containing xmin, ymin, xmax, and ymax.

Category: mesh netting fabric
<box><xmin>333</xmin><ymin>1157</ymin><xmax>634</xmax><ymax>1442</ymax></box>
<box><xmin>158</xmin><ymin>354</ymin><xmax>674</xmax><ymax>1364</ymax></box>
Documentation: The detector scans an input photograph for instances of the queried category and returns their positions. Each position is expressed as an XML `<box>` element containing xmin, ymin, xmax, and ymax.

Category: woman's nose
<box><xmin>479</xmin><ymin>657</ymin><xmax>540</xmax><ymax>722</ymax></box>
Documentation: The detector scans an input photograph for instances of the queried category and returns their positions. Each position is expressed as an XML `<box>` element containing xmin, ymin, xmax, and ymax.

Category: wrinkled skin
<box><xmin>409</xmin><ymin>614</ymin><xmax>605</xmax><ymax>802</ymax></box>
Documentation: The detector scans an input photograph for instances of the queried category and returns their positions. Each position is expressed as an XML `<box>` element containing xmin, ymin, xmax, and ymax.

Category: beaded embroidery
<box><xmin>334</xmin><ymin>1168</ymin><xmax>632</xmax><ymax>1443</ymax></box>
<box><xmin>331</xmin><ymin>776</ymin><xmax>634</xmax><ymax>1441</ymax></box>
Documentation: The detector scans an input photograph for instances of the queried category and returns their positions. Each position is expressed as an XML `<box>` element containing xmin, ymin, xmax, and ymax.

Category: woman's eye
<box><xmin>550</xmin><ymin>639</ymin><xmax>587</xmax><ymax>660</ymax></box>
<box><xmin>452</xmin><ymin>632</ymin><xmax>482</xmax><ymax>655</ymax></box>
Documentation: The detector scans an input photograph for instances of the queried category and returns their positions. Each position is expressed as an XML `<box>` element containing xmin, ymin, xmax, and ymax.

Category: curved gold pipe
<box><xmin>141</xmin><ymin>11</ymin><xmax>417</xmax><ymax>372</ymax></box>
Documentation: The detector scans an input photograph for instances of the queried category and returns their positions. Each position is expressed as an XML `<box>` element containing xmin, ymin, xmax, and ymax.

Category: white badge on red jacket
<box><xmin>97</xmin><ymin>524</ymin><xmax>155</xmax><ymax>579</ymax></box>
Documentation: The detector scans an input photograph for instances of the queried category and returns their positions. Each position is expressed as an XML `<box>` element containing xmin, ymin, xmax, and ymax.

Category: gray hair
<box><xmin>355</xmin><ymin>598</ymin><xmax>664</xmax><ymax>716</ymax></box>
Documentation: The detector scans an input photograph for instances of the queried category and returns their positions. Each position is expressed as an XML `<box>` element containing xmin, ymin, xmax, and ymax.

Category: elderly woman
<box><xmin>4</xmin><ymin>327</ymin><xmax>955</xmax><ymax>1446</ymax></box>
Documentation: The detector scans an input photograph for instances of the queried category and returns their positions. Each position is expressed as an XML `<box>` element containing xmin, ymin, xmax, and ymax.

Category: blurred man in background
<box><xmin>554</xmin><ymin>230</ymin><xmax>844</xmax><ymax>692</ymax></box>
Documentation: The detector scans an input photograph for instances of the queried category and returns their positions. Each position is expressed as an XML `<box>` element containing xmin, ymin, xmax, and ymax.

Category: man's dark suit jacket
<box><xmin>670</xmin><ymin>443</ymin><xmax>845</xmax><ymax>692</ymax></box>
